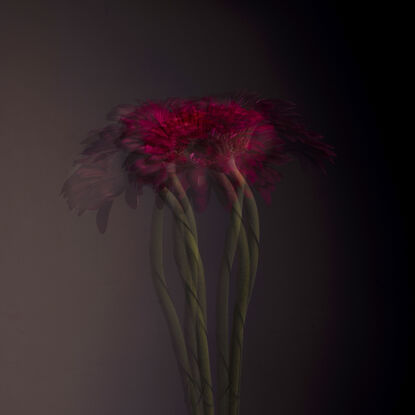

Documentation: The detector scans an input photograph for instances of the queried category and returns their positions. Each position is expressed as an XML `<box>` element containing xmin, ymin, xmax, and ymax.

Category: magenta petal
<box><xmin>63</xmin><ymin>91</ymin><xmax>334</xmax><ymax>225</ymax></box>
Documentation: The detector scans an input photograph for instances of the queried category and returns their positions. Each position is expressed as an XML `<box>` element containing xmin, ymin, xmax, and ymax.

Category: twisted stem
<box><xmin>171</xmin><ymin>216</ymin><xmax>204</xmax><ymax>415</ymax></box>
<box><xmin>213</xmin><ymin>171</ymin><xmax>245</xmax><ymax>415</ymax></box>
<box><xmin>218</xmin><ymin>168</ymin><xmax>260</xmax><ymax>415</ymax></box>
<box><xmin>160</xmin><ymin>188</ymin><xmax>214</xmax><ymax>415</ymax></box>
<box><xmin>228</xmin><ymin>223</ymin><xmax>250</xmax><ymax>415</ymax></box>
<box><xmin>151</xmin><ymin>165</ymin><xmax>258</xmax><ymax>415</ymax></box>
<box><xmin>170</xmin><ymin>172</ymin><xmax>210</xmax><ymax>415</ymax></box>
<box><xmin>231</xmin><ymin>171</ymin><xmax>260</xmax><ymax>305</ymax></box>
<box><xmin>149</xmin><ymin>197</ymin><xmax>199</xmax><ymax>414</ymax></box>
<box><xmin>169</xmin><ymin>172</ymin><xmax>207</xmax><ymax>319</ymax></box>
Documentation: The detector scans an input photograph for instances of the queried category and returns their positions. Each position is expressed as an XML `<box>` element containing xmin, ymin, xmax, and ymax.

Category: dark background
<box><xmin>0</xmin><ymin>1</ymin><xmax>410</xmax><ymax>414</ymax></box>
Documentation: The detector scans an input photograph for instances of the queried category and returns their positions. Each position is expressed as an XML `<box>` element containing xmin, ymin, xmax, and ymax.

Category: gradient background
<box><xmin>0</xmin><ymin>1</ymin><xmax>410</xmax><ymax>414</ymax></box>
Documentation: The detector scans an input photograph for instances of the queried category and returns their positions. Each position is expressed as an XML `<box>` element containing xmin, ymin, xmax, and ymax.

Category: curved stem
<box><xmin>172</xmin><ymin>215</ymin><xmax>204</xmax><ymax>415</ymax></box>
<box><xmin>213</xmin><ymin>172</ymin><xmax>245</xmax><ymax>415</ymax></box>
<box><xmin>215</xmin><ymin>167</ymin><xmax>260</xmax><ymax>415</ymax></box>
<box><xmin>169</xmin><ymin>173</ymin><xmax>207</xmax><ymax>320</ymax></box>
<box><xmin>149</xmin><ymin>197</ymin><xmax>199</xmax><ymax>414</ymax></box>
<box><xmin>228</xmin><ymin>224</ymin><xmax>250</xmax><ymax>415</ymax></box>
<box><xmin>169</xmin><ymin>173</ymin><xmax>198</xmax><ymax>242</ymax></box>
<box><xmin>229</xmin><ymin>171</ymin><xmax>260</xmax><ymax>304</ymax></box>
<box><xmin>170</xmin><ymin>172</ymin><xmax>210</xmax><ymax>415</ymax></box>
<box><xmin>160</xmin><ymin>188</ymin><xmax>215</xmax><ymax>415</ymax></box>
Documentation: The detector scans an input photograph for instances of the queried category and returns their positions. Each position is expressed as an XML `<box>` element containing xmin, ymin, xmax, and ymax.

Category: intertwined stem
<box><xmin>169</xmin><ymin>172</ymin><xmax>207</xmax><ymax>319</ymax></box>
<box><xmin>169</xmin><ymin>173</ymin><xmax>205</xmax><ymax>414</ymax></box>
<box><xmin>230</xmin><ymin>172</ymin><xmax>260</xmax><ymax>305</ymax></box>
<box><xmin>218</xmin><ymin>168</ymin><xmax>260</xmax><ymax>415</ymax></box>
<box><xmin>150</xmin><ymin>199</ymin><xmax>200</xmax><ymax>413</ymax></box>
<box><xmin>241</xmin><ymin>185</ymin><xmax>260</xmax><ymax>304</ymax></box>
<box><xmin>171</xmin><ymin>217</ymin><xmax>204</xmax><ymax>415</ymax></box>
<box><xmin>151</xmin><ymin>166</ymin><xmax>258</xmax><ymax>415</ymax></box>
<box><xmin>228</xmin><ymin>223</ymin><xmax>250</xmax><ymax>415</ymax></box>
<box><xmin>160</xmin><ymin>188</ymin><xmax>214</xmax><ymax>415</ymax></box>
<box><xmin>213</xmin><ymin>171</ymin><xmax>245</xmax><ymax>415</ymax></box>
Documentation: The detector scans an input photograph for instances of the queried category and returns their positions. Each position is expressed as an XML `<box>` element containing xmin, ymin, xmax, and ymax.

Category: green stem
<box><xmin>217</xmin><ymin>169</ymin><xmax>259</xmax><ymax>415</ymax></box>
<box><xmin>169</xmin><ymin>173</ymin><xmax>207</xmax><ymax>320</ymax></box>
<box><xmin>237</xmin><ymin>181</ymin><xmax>260</xmax><ymax>304</ymax></box>
<box><xmin>172</xmin><ymin>214</ymin><xmax>204</xmax><ymax>415</ymax></box>
<box><xmin>169</xmin><ymin>173</ymin><xmax>198</xmax><ymax>241</ymax></box>
<box><xmin>213</xmin><ymin>172</ymin><xmax>245</xmax><ymax>415</ymax></box>
<box><xmin>228</xmin><ymin>223</ymin><xmax>250</xmax><ymax>415</ymax></box>
<box><xmin>160</xmin><ymin>188</ymin><xmax>215</xmax><ymax>415</ymax></box>
<box><xmin>149</xmin><ymin>197</ymin><xmax>199</xmax><ymax>414</ymax></box>
<box><xmin>170</xmin><ymin>173</ymin><xmax>209</xmax><ymax>415</ymax></box>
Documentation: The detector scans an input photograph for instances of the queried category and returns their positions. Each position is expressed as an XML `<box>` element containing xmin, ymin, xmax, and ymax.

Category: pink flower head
<box><xmin>115</xmin><ymin>96</ymin><xmax>292</xmax><ymax>208</ymax></box>
<box><xmin>219</xmin><ymin>92</ymin><xmax>336</xmax><ymax>203</ymax></box>
<box><xmin>62</xmin><ymin>92</ymin><xmax>335</xmax><ymax>230</ymax></box>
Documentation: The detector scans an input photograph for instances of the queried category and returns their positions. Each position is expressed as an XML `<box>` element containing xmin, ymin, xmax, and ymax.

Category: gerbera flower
<box><xmin>62</xmin><ymin>92</ymin><xmax>335</xmax><ymax>230</ymax></box>
<box><xmin>203</xmin><ymin>92</ymin><xmax>336</xmax><ymax>203</ymax></box>
<box><xmin>115</xmin><ymin>96</ymin><xmax>289</xmax><ymax>209</ymax></box>
<box><xmin>61</xmin><ymin>93</ymin><xmax>335</xmax><ymax>415</ymax></box>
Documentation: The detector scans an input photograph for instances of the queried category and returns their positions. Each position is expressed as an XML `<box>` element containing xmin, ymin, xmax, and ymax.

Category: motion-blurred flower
<box><xmin>61</xmin><ymin>124</ymin><xmax>137</xmax><ymax>233</ymax></box>
<box><xmin>62</xmin><ymin>92</ymin><xmax>335</xmax><ymax>229</ymax></box>
<box><xmin>61</xmin><ymin>92</ymin><xmax>335</xmax><ymax>415</ymax></box>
